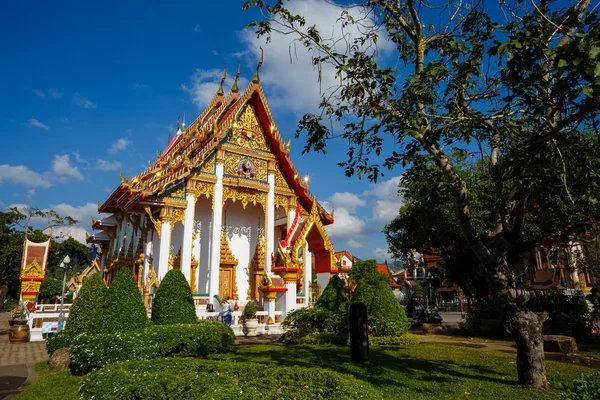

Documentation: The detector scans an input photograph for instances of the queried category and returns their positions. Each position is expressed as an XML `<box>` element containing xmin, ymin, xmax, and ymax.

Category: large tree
<box><xmin>245</xmin><ymin>0</ymin><xmax>600</xmax><ymax>388</ymax></box>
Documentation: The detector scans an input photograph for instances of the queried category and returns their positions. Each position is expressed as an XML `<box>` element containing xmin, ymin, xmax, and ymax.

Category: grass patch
<box><xmin>15</xmin><ymin>362</ymin><xmax>83</xmax><ymax>400</ymax></box>
<box><xmin>212</xmin><ymin>343</ymin><xmax>591</xmax><ymax>399</ymax></box>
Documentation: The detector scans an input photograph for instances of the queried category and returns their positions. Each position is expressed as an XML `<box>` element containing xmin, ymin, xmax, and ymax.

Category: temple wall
<box><xmin>224</xmin><ymin>201</ymin><xmax>264</xmax><ymax>301</ymax></box>
<box><xmin>172</xmin><ymin>222</ymin><xmax>183</xmax><ymax>255</ymax></box>
<box><xmin>194</xmin><ymin>196</ymin><xmax>213</xmax><ymax>294</ymax></box>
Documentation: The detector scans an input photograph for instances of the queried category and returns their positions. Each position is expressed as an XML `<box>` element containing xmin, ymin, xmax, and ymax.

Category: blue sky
<box><xmin>0</xmin><ymin>0</ymin><xmax>405</xmax><ymax>261</ymax></box>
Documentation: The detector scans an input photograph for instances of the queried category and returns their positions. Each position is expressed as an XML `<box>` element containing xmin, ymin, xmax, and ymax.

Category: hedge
<box><xmin>80</xmin><ymin>358</ymin><xmax>383</xmax><ymax>400</ymax></box>
<box><xmin>315</xmin><ymin>275</ymin><xmax>349</xmax><ymax>315</ymax></box>
<box><xmin>70</xmin><ymin>322</ymin><xmax>235</xmax><ymax>374</ymax></box>
<box><xmin>151</xmin><ymin>269</ymin><xmax>197</xmax><ymax>325</ymax></box>
<box><xmin>64</xmin><ymin>274</ymin><xmax>107</xmax><ymax>337</ymax></box>
<box><xmin>45</xmin><ymin>331</ymin><xmax>73</xmax><ymax>357</ymax></box>
<box><xmin>95</xmin><ymin>268</ymin><xmax>148</xmax><ymax>334</ymax></box>
<box><xmin>352</xmin><ymin>262</ymin><xmax>409</xmax><ymax>337</ymax></box>
<box><xmin>281</xmin><ymin>307</ymin><xmax>348</xmax><ymax>344</ymax></box>
<box><xmin>560</xmin><ymin>370</ymin><xmax>600</xmax><ymax>400</ymax></box>
<box><xmin>370</xmin><ymin>333</ymin><xmax>423</xmax><ymax>346</ymax></box>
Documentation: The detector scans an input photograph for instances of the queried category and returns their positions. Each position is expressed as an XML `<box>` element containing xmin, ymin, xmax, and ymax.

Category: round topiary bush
<box><xmin>64</xmin><ymin>274</ymin><xmax>107</xmax><ymax>337</ymax></box>
<box><xmin>315</xmin><ymin>274</ymin><xmax>349</xmax><ymax>314</ymax></box>
<box><xmin>351</xmin><ymin>261</ymin><xmax>410</xmax><ymax>337</ymax></box>
<box><xmin>151</xmin><ymin>269</ymin><xmax>196</xmax><ymax>325</ymax></box>
<box><xmin>95</xmin><ymin>268</ymin><xmax>148</xmax><ymax>334</ymax></box>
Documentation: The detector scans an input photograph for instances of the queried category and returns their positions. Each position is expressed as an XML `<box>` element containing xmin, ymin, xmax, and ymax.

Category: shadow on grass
<box><xmin>222</xmin><ymin>343</ymin><xmax>518</xmax><ymax>393</ymax></box>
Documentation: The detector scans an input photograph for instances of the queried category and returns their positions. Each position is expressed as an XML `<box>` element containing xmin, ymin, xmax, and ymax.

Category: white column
<box><xmin>264</xmin><ymin>295</ymin><xmax>276</xmax><ymax>332</ymax></box>
<box><xmin>144</xmin><ymin>230</ymin><xmax>152</xmax><ymax>273</ymax></box>
<box><xmin>284</xmin><ymin>281</ymin><xmax>297</xmax><ymax>316</ymax></box>
<box><xmin>287</xmin><ymin>209</ymin><xmax>296</xmax><ymax>230</ymax></box>
<box><xmin>304</xmin><ymin>243</ymin><xmax>311</xmax><ymax>296</ymax></box>
<box><xmin>99</xmin><ymin>252</ymin><xmax>106</xmax><ymax>276</ymax></box>
<box><xmin>158</xmin><ymin>220</ymin><xmax>172</xmax><ymax>280</ymax></box>
<box><xmin>265</xmin><ymin>172</ymin><xmax>275</xmax><ymax>272</ymax></box>
<box><xmin>209</xmin><ymin>163</ymin><xmax>224</xmax><ymax>301</ymax></box>
<box><xmin>180</xmin><ymin>193</ymin><xmax>196</xmax><ymax>283</ymax></box>
<box><xmin>316</xmin><ymin>272</ymin><xmax>330</xmax><ymax>290</ymax></box>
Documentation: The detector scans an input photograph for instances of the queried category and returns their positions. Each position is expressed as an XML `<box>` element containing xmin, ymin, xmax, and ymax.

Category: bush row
<box><xmin>70</xmin><ymin>322</ymin><xmax>235</xmax><ymax>374</ymax></box>
<box><xmin>370</xmin><ymin>333</ymin><xmax>423</xmax><ymax>346</ymax></box>
<box><xmin>80</xmin><ymin>358</ymin><xmax>384</xmax><ymax>400</ymax></box>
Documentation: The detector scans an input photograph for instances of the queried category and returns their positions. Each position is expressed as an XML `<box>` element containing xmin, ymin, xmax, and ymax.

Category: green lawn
<box><xmin>19</xmin><ymin>342</ymin><xmax>593</xmax><ymax>399</ymax></box>
<box><xmin>16</xmin><ymin>362</ymin><xmax>83</xmax><ymax>400</ymax></box>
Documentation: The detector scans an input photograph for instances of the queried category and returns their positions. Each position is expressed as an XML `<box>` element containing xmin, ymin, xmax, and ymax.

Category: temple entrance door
<box><xmin>219</xmin><ymin>265</ymin><xmax>234</xmax><ymax>300</ymax></box>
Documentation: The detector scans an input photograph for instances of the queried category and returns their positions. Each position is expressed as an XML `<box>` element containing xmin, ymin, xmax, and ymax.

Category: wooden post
<box><xmin>350</xmin><ymin>302</ymin><xmax>369</xmax><ymax>362</ymax></box>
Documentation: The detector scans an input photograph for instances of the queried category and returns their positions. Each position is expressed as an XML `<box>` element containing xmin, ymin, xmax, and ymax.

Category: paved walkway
<box><xmin>0</xmin><ymin>312</ymin><xmax>47</xmax><ymax>399</ymax></box>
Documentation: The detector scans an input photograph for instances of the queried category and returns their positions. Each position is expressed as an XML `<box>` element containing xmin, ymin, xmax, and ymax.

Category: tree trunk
<box><xmin>511</xmin><ymin>311</ymin><xmax>549</xmax><ymax>389</ymax></box>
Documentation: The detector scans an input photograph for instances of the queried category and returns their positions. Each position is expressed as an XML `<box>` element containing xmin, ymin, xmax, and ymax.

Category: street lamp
<box><xmin>57</xmin><ymin>255</ymin><xmax>71</xmax><ymax>332</ymax></box>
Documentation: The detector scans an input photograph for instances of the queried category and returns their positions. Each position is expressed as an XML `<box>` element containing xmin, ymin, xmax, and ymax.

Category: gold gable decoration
<box><xmin>20</xmin><ymin>259</ymin><xmax>44</xmax><ymax>279</ymax></box>
<box><xmin>247</xmin><ymin>236</ymin><xmax>266</xmax><ymax>300</ymax></box>
<box><xmin>228</xmin><ymin>106</ymin><xmax>268</xmax><ymax>151</ymax></box>
<box><xmin>220</xmin><ymin>233</ymin><xmax>238</xmax><ymax>266</ymax></box>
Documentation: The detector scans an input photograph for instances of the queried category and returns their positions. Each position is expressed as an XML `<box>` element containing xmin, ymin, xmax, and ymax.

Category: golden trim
<box><xmin>228</xmin><ymin>106</ymin><xmax>268</xmax><ymax>151</ymax></box>
<box><xmin>144</xmin><ymin>206</ymin><xmax>162</xmax><ymax>239</ymax></box>
<box><xmin>222</xmin><ymin>186</ymin><xmax>267</xmax><ymax>209</ymax></box>
<box><xmin>193</xmin><ymin>181</ymin><xmax>214</xmax><ymax>201</ymax></box>
<box><xmin>219</xmin><ymin>232</ymin><xmax>239</xmax><ymax>300</ymax></box>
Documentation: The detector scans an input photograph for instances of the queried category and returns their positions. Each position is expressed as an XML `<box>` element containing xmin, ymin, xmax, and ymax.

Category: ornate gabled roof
<box><xmin>97</xmin><ymin>74</ymin><xmax>333</xmax><ymax>225</ymax></box>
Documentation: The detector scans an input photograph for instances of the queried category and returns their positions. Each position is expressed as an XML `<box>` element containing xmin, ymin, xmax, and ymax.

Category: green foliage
<box><xmin>70</xmin><ymin>322</ymin><xmax>235</xmax><ymax>374</ymax></box>
<box><xmin>79</xmin><ymin>358</ymin><xmax>382</xmax><ymax>400</ymax></box>
<box><xmin>370</xmin><ymin>333</ymin><xmax>423</xmax><ymax>346</ymax></box>
<box><xmin>16</xmin><ymin>361</ymin><xmax>83</xmax><ymax>400</ymax></box>
<box><xmin>63</xmin><ymin>274</ymin><xmax>106</xmax><ymax>338</ymax></box>
<box><xmin>528</xmin><ymin>292</ymin><xmax>593</xmax><ymax>341</ymax></box>
<box><xmin>561</xmin><ymin>371</ymin><xmax>600</xmax><ymax>400</ymax></box>
<box><xmin>95</xmin><ymin>268</ymin><xmax>147</xmax><ymax>334</ymax></box>
<box><xmin>46</xmin><ymin>331</ymin><xmax>73</xmax><ymax>357</ymax></box>
<box><xmin>2</xmin><ymin>297</ymin><xmax>18</xmax><ymax>312</ymax></box>
<box><xmin>281</xmin><ymin>307</ymin><xmax>347</xmax><ymax>344</ymax></box>
<box><xmin>351</xmin><ymin>260</ymin><xmax>410</xmax><ymax>337</ymax></box>
<box><xmin>150</xmin><ymin>269</ymin><xmax>196</xmax><ymax>325</ymax></box>
<box><xmin>315</xmin><ymin>274</ymin><xmax>349</xmax><ymax>314</ymax></box>
<box><xmin>38</xmin><ymin>277</ymin><xmax>63</xmax><ymax>304</ymax></box>
<box><xmin>411</xmin><ymin>284</ymin><xmax>424</xmax><ymax>299</ymax></box>
<box><xmin>243</xmin><ymin>301</ymin><xmax>257</xmax><ymax>318</ymax></box>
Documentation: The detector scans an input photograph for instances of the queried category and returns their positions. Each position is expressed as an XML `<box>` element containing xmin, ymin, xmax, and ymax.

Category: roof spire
<box><xmin>231</xmin><ymin>61</ymin><xmax>241</xmax><ymax>93</ymax></box>
<box><xmin>217</xmin><ymin>66</ymin><xmax>226</xmax><ymax>97</ymax></box>
<box><xmin>252</xmin><ymin>47</ymin><xmax>264</xmax><ymax>84</ymax></box>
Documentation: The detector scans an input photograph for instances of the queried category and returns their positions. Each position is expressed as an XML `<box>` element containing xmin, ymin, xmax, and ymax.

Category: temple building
<box><xmin>87</xmin><ymin>60</ymin><xmax>337</xmax><ymax>325</ymax></box>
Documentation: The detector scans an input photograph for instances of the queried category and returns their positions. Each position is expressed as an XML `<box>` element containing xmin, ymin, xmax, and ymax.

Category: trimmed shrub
<box><xmin>561</xmin><ymin>371</ymin><xmax>600</xmax><ymax>400</ymax></box>
<box><xmin>315</xmin><ymin>275</ymin><xmax>349</xmax><ymax>314</ymax></box>
<box><xmin>70</xmin><ymin>322</ymin><xmax>235</xmax><ymax>374</ymax></box>
<box><xmin>46</xmin><ymin>331</ymin><xmax>73</xmax><ymax>357</ymax></box>
<box><xmin>95</xmin><ymin>268</ymin><xmax>147</xmax><ymax>334</ymax></box>
<box><xmin>370</xmin><ymin>333</ymin><xmax>423</xmax><ymax>346</ymax></box>
<box><xmin>352</xmin><ymin>262</ymin><xmax>409</xmax><ymax>337</ymax></box>
<box><xmin>63</xmin><ymin>274</ymin><xmax>107</xmax><ymax>337</ymax></box>
<box><xmin>80</xmin><ymin>358</ymin><xmax>383</xmax><ymax>400</ymax></box>
<box><xmin>151</xmin><ymin>269</ymin><xmax>196</xmax><ymax>325</ymax></box>
<box><xmin>281</xmin><ymin>307</ymin><xmax>348</xmax><ymax>344</ymax></box>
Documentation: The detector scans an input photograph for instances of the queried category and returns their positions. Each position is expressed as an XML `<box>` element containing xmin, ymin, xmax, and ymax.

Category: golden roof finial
<box><xmin>217</xmin><ymin>66</ymin><xmax>226</xmax><ymax>97</ymax></box>
<box><xmin>120</xmin><ymin>172</ymin><xmax>125</xmax><ymax>184</ymax></box>
<box><xmin>231</xmin><ymin>61</ymin><xmax>241</xmax><ymax>93</ymax></box>
<box><xmin>252</xmin><ymin>47</ymin><xmax>264</xmax><ymax>84</ymax></box>
<box><xmin>156</xmin><ymin>150</ymin><xmax>162</xmax><ymax>160</ymax></box>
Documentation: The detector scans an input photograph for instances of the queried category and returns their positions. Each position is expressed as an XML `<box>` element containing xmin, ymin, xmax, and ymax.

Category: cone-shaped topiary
<box><xmin>351</xmin><ymin>260</ymin><xmax>409</xmax><ymax>337</ymax></box>
<box><xmin>315</xmin><ymin>275</ymin><xmax>348</xmax><ymax>314</ymax></box>
<box><xmin>151</xmin><ymin>269</ymin><xmax>197</xmax><ymax>325</ymax></box>
<box><xmin>96</xmin><ymin>268</ymin><xmax>148</xmax><ymax>334</ymax></box>
<box><xmin>64</xmin><ymin>274</ymin><xmax>107</xmax><ymax>337</ymax></box>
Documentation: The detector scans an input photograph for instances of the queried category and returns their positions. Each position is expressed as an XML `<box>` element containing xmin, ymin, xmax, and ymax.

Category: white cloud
<box><xmin>328</xmin><ymin>192</ymin><xmax>366</xmax><ymax>212</ymax></box>
<box><xmin>0</xmin><ymin>165</ymin><xmax>51</xmax><ymax>188</ymax></box>
<box><xmin>194</xmin><ymin>24</ymin><xmax>200</xmax><ymax>33</ymax></box>
<box><xmin>97</xmin><ymin>159</ymin><xmax>121</xmax><ymax>171</ymax></box>
<box><xmin>323</xmin><ymin>202</ymin><xmax>366</xmax><ymax>239</ymax></box>
<box><xmin>373</xmin><ymin>247</ymin><xmax>393</xmax><ymax>262</ymax></box>
<box><xmin>73</xmin><ymin>93</ymin><xmax>97</xmax><ymax>109</ymax></box>
<box><xmin>372</xmin><ymin>199</ymin><xmax>401</xmax><ymax>223</ymax></box>
<box><xmin>32</xmin><ymin>88</ymin><xmax>62</xmax><ymax>99</ymax></box>
<box><xmin>9</xmin><ymin>202</ymin><xmax>105</xmax><ymax>245</ymax></box>
<box><xmin>26</xmin><ymin>118</ymin><xmax>50</xmax><ymax>131</ymax></box>
<box><xmin>24</xmin><ymin>189</ymin><xmax>35</xmax><ymax>202</ymax></box>
<box><xmin>181</xmin><ymin>68</ymin><xmax>249</xmax><ymax>110</ymax></box>
<box><xmin>363</xmin><ymin>176</ymin><xmax>402</xmax><ymax>200</ymax></box>
<box><xmin>73</xmin><ymin>152</ymin><xmax>88</xmax><ymax>164</ymax></box>
<box><xmin>109</xmin><ymin>138</ymin><xmax>130</xmax><ymax>153</ymax></box>
<box><xmin>51</xmin><ymin>154</ymin><xmax>84</xmax><ymax>182</ymax></box>
<box><xmin>238</xmin><ymin>0</ymin><xmax>394</xmax><ymax>115</ymax></box>
<box><xmin>347</xmin><ymin>239</ymin><xmax>363</xmax><ymax>249</ymax></box>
